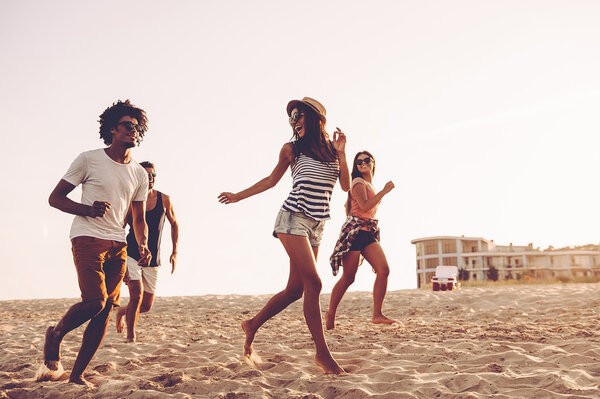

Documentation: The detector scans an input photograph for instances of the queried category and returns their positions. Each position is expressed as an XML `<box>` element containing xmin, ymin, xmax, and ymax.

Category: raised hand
<box><xmin>332</xmin><ymin>127</ymin><xmax>346</xmax><ymax>154</ymax></box>
<box><xmin>88</xmin><ymin>201</ymin><xmax>111</xmax><ymax>217</ymax></box>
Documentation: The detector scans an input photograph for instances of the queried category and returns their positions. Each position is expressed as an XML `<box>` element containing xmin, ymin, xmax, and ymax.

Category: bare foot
<box><xmin>115</xmin><ymin>308</ymin><xmax>125</xmax><ymax>333</ymax></box>
<box><xmin>69</xmin><ymin>374</ymin><xmax>94</xmax><ymax>388</ymax></box>
<box><xmin>325</xmin><ymin>311</ymin><xmax>335</xmax><ymax>330</ymax></box>
<box><xmin>126</xmin><ymin>335</ymin><xmax>137</xmax><ymax>343</ymax></box>
<box><xmin>372</xmin><ymin>314</ymin><xmax>396</xmax><ymax>325</ymax></box>
<box><xmin>315</xmin><ymin>352</ymin><xmax>345</xmax><ymax>375</ymax></box>
<box><xmin>241</xmin><ymin>319</ymin><xmax>256</xmax><ymax>358</ymax></box>
<box><xmin>43</xmin><ymin>326</ymin><xmax>61</xmax><ymax>370</ymax></box>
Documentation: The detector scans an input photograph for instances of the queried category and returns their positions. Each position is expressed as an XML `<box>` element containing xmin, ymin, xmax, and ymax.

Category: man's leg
<box><xmin>44</xmin><ymin>236</ymin><xmax>110</xmax><ymax>371</ymax></box>
<box><xmin>116</xmin><ymin>257</ymin><xmax>144</xmax><ymax>341</ymax></box>
<box><xmin>44</xmin><ymin>299</ymin><xmax>106</xmax><ymax>370</ymax></box>
<box><xmin>67</xmin><ymin>239</ymin><xmax>126</xmax><ymax>385</ymax></box>
<box><xmin>69</xmin><ymin>304</ymin><xmax>113</xmax><ymax>385</ymax></box>
<box><xmin>138</xmin><ymin>266</ymin><xmax>158</xmax><ymax>314</ymax></box>
<box><xmin>139</xmin><ymin>291</ymin><xmax>155</xmax><ymax>314</ymax></box>
<box><xmin>125</xmin><ymin>280</ymin><xmax>143</xmax><ymax>342</ymax></box>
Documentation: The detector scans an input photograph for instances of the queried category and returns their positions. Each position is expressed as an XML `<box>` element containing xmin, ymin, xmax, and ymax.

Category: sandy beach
<box><xmin>1</xmin><ymin>283</ymin><xmax>600</xmax><ymax>398</ymax></box>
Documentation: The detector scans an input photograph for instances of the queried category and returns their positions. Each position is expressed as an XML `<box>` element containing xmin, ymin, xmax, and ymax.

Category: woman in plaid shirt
<box><xmin>326</xmin><ymin>151</ymin><xmax>396</xmax><ymax>330</ymax></box>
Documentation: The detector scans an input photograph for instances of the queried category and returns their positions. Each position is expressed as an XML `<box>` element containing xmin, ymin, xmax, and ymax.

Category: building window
<box><xmin>424</xmin><ymin>240</ymin><xmax>438</xmax><ymax>255</ymax></box>
<box><xmin>442</xmin><ymin>240</ymin><xmax>457</xmax><ymax>254</ymax></box>
<box><xmin>443</xmin><ymin>257</ymin><xmax>458</xmax><ymax>266</ymax></box>
<box><xmin>425</xmin><ymin>258</ymin><xmax>439</xmax><ymax>269</ymax></box>
<box><xmin>416</xmin><ymin>243</ymin><xmax>423</xmax><ymax>257</ymax></box>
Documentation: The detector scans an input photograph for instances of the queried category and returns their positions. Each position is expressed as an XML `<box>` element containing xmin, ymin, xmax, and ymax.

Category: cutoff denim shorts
<box><xmin>273</xmin><ymin>210</ymin><xmax>325</xmax><ymax>247</ymax></box>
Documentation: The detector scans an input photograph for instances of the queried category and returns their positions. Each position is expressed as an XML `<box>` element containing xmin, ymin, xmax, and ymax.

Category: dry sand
<box><xmin>1</xmin><ymin>283</ymin><xmax>600</xmax><ymax>398</ymax></box>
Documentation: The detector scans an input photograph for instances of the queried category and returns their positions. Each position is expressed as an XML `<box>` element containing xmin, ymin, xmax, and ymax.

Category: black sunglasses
<box><xmin>356</xmin><ymin>157</ymin><xmax>372</xmax><ymax>166</ymax></box>
<box><xmin>147</xmin><ymin>172</ymin><xmax>157</xmax><ymax>178</ymax></box>
<box><xmin>118</xmin><ymin>121</ymin><xmax>142</xmax><ymax>132</ymax></box>
<box><xmin>289</xmin><ymin>112</ymin><xmax>305</xmax><ymax>124</ymax></box>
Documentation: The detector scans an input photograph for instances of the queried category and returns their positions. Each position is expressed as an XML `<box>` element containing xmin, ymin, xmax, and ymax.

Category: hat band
<box><xmin>304</xmin><ymin>103</ymin><xmax>325</xmax><ymax>119</ymax></box>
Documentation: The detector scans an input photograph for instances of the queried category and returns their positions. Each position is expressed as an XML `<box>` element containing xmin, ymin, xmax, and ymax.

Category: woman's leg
<box><xmin>241</xmin><ymin>236</ymin><xmax>305</xmax><ymax>358</ymax></box>
<box><xmin>243</xmin><ymin>233</ymin><xmax>343</xmax><ymax>374</ymax></box>
<box><xmin>325</xmin><ymin>251</ymin><xmax>360</xmax><ymax>330</ymax></box>
<box><xmin>278</xmin><ymin>234</ymin><xmax>343</xmax><ymax>374</ymax></box>
<box><xmin>362</xmin><ymin>242</ymin><xmax>396</xmax><ymax>325</ymax></box>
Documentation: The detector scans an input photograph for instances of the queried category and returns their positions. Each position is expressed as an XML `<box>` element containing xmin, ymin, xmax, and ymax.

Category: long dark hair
<box><xmin>345</xmin><ymin>151</ymin><xmax>376</xmax><ymax>215</ymax></box>
<box><xmin>290</xmin><ymin>103</ymin><xmax>337</xmax><ymax>163</ymax></box>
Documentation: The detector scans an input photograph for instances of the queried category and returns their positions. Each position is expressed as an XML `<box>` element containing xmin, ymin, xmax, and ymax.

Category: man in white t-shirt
<box><xmin>40</xmin><ymin>100</ymin><xmax>151</xmax><ymax>387</ymax></box>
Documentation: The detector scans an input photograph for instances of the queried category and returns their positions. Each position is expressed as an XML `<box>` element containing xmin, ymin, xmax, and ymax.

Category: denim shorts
<box><xmin>273</xmin><ymin>210</ymin><xmax>325</xmax><ymax>247</ymax></box>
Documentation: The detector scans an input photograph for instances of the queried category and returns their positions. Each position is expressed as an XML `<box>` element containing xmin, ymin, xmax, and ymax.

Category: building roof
<box><xmin>410</xmin><ymin>236</ymin><xmax>488</xmax><ymax>244</ymax></box>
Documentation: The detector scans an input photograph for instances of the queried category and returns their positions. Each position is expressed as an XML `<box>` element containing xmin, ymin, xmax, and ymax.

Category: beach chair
<box><xmin>432</xmin><ymin>266</ymin><xmax>459</xmax><ymax>291</ymax></box>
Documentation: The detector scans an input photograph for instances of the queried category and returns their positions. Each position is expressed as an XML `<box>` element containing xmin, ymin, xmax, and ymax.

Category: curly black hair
<box><xmin>98</xmin><ymin>99</ymin><xmax>148</xmax><ymax>145</ymax></box>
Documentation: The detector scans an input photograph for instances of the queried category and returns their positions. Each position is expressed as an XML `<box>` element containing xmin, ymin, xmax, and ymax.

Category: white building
<box><xmin>411</xmin><ymin>236</ymin><xmax>600</xmax><ymax>288</ymax></box>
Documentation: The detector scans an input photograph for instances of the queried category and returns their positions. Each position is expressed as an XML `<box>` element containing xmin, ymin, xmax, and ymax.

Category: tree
<box><xmin>487</xmin><ymin>265</ymin><xmax>499</xmax><ymax>281</ymax></box>
<box><xmin>458</xmin><ymin>268</ymin><xmax>469</xmax><ymax>281</ymax></box>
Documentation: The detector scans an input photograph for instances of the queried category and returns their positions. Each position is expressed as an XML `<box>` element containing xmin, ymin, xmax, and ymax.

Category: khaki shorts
<box><xmin>126</xmin><ymin>256</ymin><xmax>159</xmax><ymax>294</ymax></box>
<box><xmin>71</xmin><ymin>236</ymin><xmax>127</xmax><ymax>306</ymax></box>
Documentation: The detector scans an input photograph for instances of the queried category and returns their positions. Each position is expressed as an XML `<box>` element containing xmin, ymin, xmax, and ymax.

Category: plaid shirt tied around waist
<box><xmin>329</xmin><ymin>215</ymin><xmax>380</xmax><ymax>276</ymax></box>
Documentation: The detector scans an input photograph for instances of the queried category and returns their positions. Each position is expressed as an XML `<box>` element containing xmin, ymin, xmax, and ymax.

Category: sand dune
<box><xmin>1</xmin><ymin>283</ymin><xmax>600</xmax><ymax>398</ymax></box>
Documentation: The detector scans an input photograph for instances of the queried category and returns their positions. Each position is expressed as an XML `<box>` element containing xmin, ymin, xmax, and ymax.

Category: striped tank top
<box><xmin>281</xmin><ymin>153</ymin><xmax>340</xmax><ymax>221</ymax></box>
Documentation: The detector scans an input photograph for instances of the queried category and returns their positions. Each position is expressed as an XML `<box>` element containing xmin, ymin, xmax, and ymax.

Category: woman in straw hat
<box><xmin>326</xmin><ymin>151</ymin><xmax>396</xmax><ymax>330</ymax></box>
<box><xmin>218</xmin><ymin>97</ymin><xmax>350</xmax><ymax>374</ymax></box>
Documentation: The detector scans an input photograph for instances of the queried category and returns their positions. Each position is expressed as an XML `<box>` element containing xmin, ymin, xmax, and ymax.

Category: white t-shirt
<box><xmin>62</xmin><ymin>148</ymin><xmax>148</xmax><ymax>242</ymax></box>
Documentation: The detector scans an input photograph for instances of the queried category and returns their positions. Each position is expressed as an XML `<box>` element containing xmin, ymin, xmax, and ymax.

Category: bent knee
<box><xmin>88</xmin><ymin>298</ymin><xmax>107</xmax><ymax>316</ymax></box>
<box><xmin>341</xmin><ymin>272</ymin><xmax>356</xmax><ymax>285</ymax></box>
<box><xmin>285</xmin><ymin>287</ymin><xmax>304</xmax><ymax>301</ymax></box>
<box><xmin>139</xmin><ymin>304</ymin><xmax>153</xmax><ymax>313</ymax></box>
<box><xmin>376</xmin><ymin>265</ymin><xmax>390</xmax><ymax>278</ymax></box>
<box><xmin>304</xmin><ymin>276</ymin><xmax>322</xmax><ymax>294</ymax></box>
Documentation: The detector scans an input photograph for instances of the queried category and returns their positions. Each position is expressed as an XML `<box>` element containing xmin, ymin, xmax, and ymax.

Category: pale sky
<box><xmin>1</xmin><ymin>0</ymin><xmax>600</xmax><ymax>300</ymax></box>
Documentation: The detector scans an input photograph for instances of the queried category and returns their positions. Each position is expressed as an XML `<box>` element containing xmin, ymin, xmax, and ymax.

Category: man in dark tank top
<box><xmin>115</xmin><ymin>161</ymin><xmax>179</xmax><ymax>343</ymax></box>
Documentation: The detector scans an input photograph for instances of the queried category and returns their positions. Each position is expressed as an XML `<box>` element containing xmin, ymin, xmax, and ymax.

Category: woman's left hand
<box><xmin>333</xmin><ymin>127</ymin><xmax>346</xmax><ymax>154</ymax></box>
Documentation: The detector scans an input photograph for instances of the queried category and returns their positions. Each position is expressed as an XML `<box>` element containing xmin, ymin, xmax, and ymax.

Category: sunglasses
<box><xmin>356</xmin><ymin>157</ymin><xmax>372</xmax><ymax>166</ymax></box>
<box><xmin>289</xmin><ymin>112</ymin><xmax>304</xmax><ymax>124</ymax></box>
<box><xmin>118</xmin><ymin>121</ymin><xmax>143</xmax><ymax>132</ymax></box>
<box><xmin>147</xmin><ymin>172</ymin><xmax>157</xmax><ymax>178</ymax></box>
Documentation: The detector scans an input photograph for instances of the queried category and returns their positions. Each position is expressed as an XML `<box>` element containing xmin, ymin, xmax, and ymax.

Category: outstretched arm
<box><xmin>218</xmin><ymin>143</ymin><xmax>293</xmax><ymax>204</ymax></box>
<box><xmin>131</xmin><ymin>200</ymin><xmax>151</xmax><ymax>266</ymax></box>
<box><xmin>49</xmin><ymin>179</ymin><xmax>111</xmax><ymax>217</ymax></box>
<box><xmin>163</xmin><ymin>194</ymin><xmax>179</xmax><ymax>274</ymax></box>
<box><xmin>352</xmin><ymin>181</ymin><xmax>395</xmax><ymax>211</ymax></box>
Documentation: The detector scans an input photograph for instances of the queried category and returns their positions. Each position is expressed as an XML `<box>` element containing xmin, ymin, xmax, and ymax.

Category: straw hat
<box><xmin>286</xmin><ymin>97</ymin><xmax>326</xmax><ymax>121</ymax></box>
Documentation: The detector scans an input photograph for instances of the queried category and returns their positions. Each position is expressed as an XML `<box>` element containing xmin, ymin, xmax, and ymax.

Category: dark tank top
<box><xmin>126</xmin><ymin>191</ymin><xmax>166</xmax><ymax>267</ymax></box>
